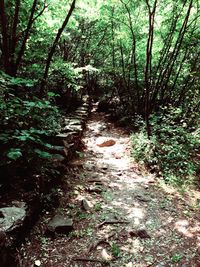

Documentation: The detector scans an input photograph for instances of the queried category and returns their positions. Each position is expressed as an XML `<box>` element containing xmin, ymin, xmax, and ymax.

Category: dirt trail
<box><xmin>20</xmin><ymin>106</ymin><xmax>200</xmax><ymax>267</ymax></box>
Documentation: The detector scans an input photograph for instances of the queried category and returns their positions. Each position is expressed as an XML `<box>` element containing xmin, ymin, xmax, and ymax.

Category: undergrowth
<box><xmin>0</xmin><ymin>72</ymin><xmax>62</xmax><ymax>183</ymax></box>
<box><xmin>131</xmin><ymin>107</ymin><xmax>200</xmax><ymax>187</ymax></box>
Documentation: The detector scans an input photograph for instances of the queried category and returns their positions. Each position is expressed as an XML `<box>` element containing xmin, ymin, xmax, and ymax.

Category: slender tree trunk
<box><xmin>0</xmin><ymin>0</ymin><xmax>11</xmax><ymax>74</ymax></box>
<box><xmin>145</xmin><ymin>0</ymin><xmax>158</xmax><ymax>137</ymax></box>
<box><xmin>14</xmin><ymin>0</ymin><xmax>38</xmax><ymax>76</ymax></box>
<box><xmin>161</xmin><ymin>0</ymin><xmax>193</xmax><ymax>95</ymax></box>
<box><xmin>40</xmin><ymin>0</ymin><xmax>77</xmax><ymax>96</ymax></box>
<box><xmin>10</xmin><ymin>0</ymin><xmax>20</xmax><ymax>71</ymax></box>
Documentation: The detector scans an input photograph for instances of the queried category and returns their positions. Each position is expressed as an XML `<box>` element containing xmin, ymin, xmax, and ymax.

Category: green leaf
<box><xmin>34</xmin><ymin>149</ymin><xmax>52</xmax><ymax>159</ymax></box>
<box><xmin>7</xmin><ymin>148</ymin><xmax>22</xmax><ymax>160</ymax></box>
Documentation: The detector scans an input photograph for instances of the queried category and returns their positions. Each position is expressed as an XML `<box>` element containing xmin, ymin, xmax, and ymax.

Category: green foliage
<box><xmin>0</xmin><ymin>74</ymin><xmax>61</xmax><ymax>170</ymax></box>
<box><xmin>7</xmin><ymin>148</ymin><xmax>22</xmax><ymax>160</ymax></box>
<box><xmin>111</xmin><ymin>242</ymin><xmax>121</xmax><ymax>258</ymax></box>
<box><xmin>131</xmin><ymin>107</ymin><xmax>200</xmax><ymax>186</ymax></box>
<box><xmin>171</xmin><ymin>254</ymin><xmax>182</xmax><ymax>263</ymax></box>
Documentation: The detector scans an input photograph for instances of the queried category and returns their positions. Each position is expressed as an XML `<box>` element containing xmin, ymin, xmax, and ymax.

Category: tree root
<box><xmin>88</xmin><ymin>233</ymin><xmax>115</xmax><ymax>253</ymax></box>
<box><xmin>97</xmin><ymin>220</ymin><xmax>129</xmax><ymax>229</ymax></box>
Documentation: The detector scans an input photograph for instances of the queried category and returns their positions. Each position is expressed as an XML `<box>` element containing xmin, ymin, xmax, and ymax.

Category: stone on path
<box><xmin>81</xmin><ymin>198</ymin><xmax>93</xmax><ymax>211</ymax></box>
<box><xmin>129</xmin><ymin>228</ymin><xmax>151</xmax><ymax>239</ymax></box>
<box><xmin>96</xmin><ymin>138</ymin><xmax>116</xmax><ymax>147</ymax></box>
<box><xmin>135</xmin><ymin>193</ymin><xmax>151</xmax><ymax>202</ymax></box>
<box><xmin>0</xmin><ymin>205</ymin><xmax>26</xmax><ymax>232</ymax></box>
<box><xmin>87</xmin><ymin>185</ymin><xmax>103</xmax><ymax>193</ymax></box>
<box><xmin>34</xmin><ymin>260</ymin><xmax>41</xmax><ymax>266</ymax></box>
<box><xmin>47</xmin><ymin>215</ymin><xmax>73</xmax><ymax>234</ymax></box>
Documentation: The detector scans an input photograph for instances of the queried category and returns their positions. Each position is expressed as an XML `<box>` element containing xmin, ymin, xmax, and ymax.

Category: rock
<box><xmin>34</xmin><ymin>260</ymin><xmax>41</xmax><ymax>266</ymax></box>
<box><xmin>135</xmin><ymin>193</ymin><xmax>150</xmax><ymax>202</ymax></box>
<box><xmin>81</xmin><ymin>199</ymin><xmax>93</xmax><ymax>211</ymax></box>
<box><xmin>88</xmin><ymin>179</ymin><xmax>103</xmax><ymax>184</ymax></box>
<box><xmin>56</xmin><ymin>132</ymin><xmax>78</xmax><ymax>140</ymax></box>
<box><xmin>101</xmin><ymin>164</ymin><xmax>108</xmax><ymax>170</ymax></box>
<box><xmin>63</xmin><ymin>124</ymin><xmax>82</xmax><ymax>132</ymax></box>
<box><xmin>77</xmin><ymin>107</ymin><xmax>88</xmax><ymax>112</ymax></box>
<box><xmin>64</xmin><ymin>118</ymin><xmax>82</xmax><ymax>125</ymax></box>
<box><xmin>101</xmin><ymin>248</ymin><xmax>113</xmax><ymax>261</ymax></box>
<box><xmin>129</xmin><ymin>229</ymin><xmax>151</xmax><ymax>239</ymax></box>
<box><xmin>155</xmin><ymin>263</ymin><xmax>165</xmax><ymax>267</ymax></box>
<box><xmin>87</xmin><ymin>186</ymin><xmax>103</xmax><ymax>193</ymax></box>
<box><xmin>47</xmin><ymin>215</ymin><xmax>73</xmax><ymax>235</ymax></box>
<box><xmin>11</xmin><ymin>201</ymin><xmax>26</xmax><ymax>209</ymax></box>
<box><xmin>97</xmin><ymin>125</ymin><xmax>107</xmax><ymax>131</ymax></box>
<box><xmin>84</xmin><ymin>162</ymin><xmax>95</xmax><ymax>171</ymax></box>
<box><xmin>96</xmin><ymin>138</ymin><xmax>116</xmax><ymax>147</ymax></box>
<box><xmin>0</xmin><ymin>206</ymin><xmax>26</xmax><ymax>232</ymax></box>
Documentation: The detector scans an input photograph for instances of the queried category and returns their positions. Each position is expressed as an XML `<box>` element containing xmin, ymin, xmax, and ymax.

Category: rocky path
<box><xmin>20</xmin><ymin>106</ymin><xmax>200</xmax><ymax>267</ymax></box>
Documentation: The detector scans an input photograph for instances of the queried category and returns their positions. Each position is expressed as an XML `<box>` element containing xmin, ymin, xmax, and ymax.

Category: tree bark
<box><xmin>40</xmin><ymin>0</ymin><xmax>77</xmax><ymax>96</ymax></box>
<box><xmin>0</xmin><ymin>0</ymin><xmax>10</xmax><ymax>74</ymax></box>
<box><xmin>10</xmin><ymin>0</ymin><xmax>20</xmax><ymax>68</ymax></box>
<box><xmin>14</xmin><ymin>0</ymin><xmax>38</xmax><ymax>76</ymax></box>
<box><xmin>144</xmin><ymin>0</ymin><xmax>158</xmax><ymax>137</ymax></box>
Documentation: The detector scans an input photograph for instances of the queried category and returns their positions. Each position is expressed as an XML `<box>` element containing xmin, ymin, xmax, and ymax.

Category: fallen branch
<box><xmin>72</xmin><ymin>257</ymin><xmax>104</xmax><ymax>263</ymax></box>
<box><xmin>72</xmin><ymin>257</ymin><xmax>120</xmax><ymax>264</ymax></box>
<box><xmin>88</xmin><ymin>233</ymin><xmax>115</xmax><ymax>252</ymax></box>
<box><xmin>97</xmin><ymin>220</ymin><xmax>129</xmax><ymax>228</ymax></box>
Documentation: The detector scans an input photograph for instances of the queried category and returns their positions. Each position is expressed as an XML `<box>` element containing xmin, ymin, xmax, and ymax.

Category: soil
<box><xmin>19</xmin><ymin>106</ymin><xmax>200</xmax><ymax>267</ymax></box>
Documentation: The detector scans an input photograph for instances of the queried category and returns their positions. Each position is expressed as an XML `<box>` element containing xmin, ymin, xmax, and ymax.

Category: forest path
<box><xmin>20</xmin><ymin>105</ymin><xmax>200</xmax><ymax>267</ymax></box>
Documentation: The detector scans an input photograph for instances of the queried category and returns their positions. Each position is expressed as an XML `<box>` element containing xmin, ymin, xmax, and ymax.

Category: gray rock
<box><xmin>65</xmin><ymin>118</ymin><xmax>82</xmax><ymax>126</ymax></box>
<box><xmin>87</xmin><ymin>186</ymin><xmax>103</xmax><ymax>193</ymax></box>
<box><xmin>77</xmin><ymin>107</ymin><xmax>88</xmax><ymax>112</ymax></box>
<box><xmin>135</xmin><ymin>193</ymin><xmax>150</xmax><ymax>202</ymax></box>
<box><xmin>84</xmin><ymin>162</ymin><xmax>95</xmax><ymax>171</ymax></box>
<box><xmin>0</xmin><ymin>206</ymin><xmax>26</xmax><ymax>232</ymax></box>
<box><xmin>74</xmin><ymin>111</ymin><xmax>88</xmax><ymax>116</ymax></box>
<box><xmin>55</xmin><ymin>133</ymin><xmax>77</xmax><ymax>147</ymax></box>
<box><xmin>47</xmin><ymin>215</ymin><xmax>73</xmax><ymax>234</ymax></box>
<box><xmin>155</xmin><ymin>263</ymin><xmax>165</xmax><ymax>267</ymax></box>
<box><xmin>129</xmin><ymin>228</ymin><xmax>151</xmax><ymax>239</ymax></box>
<box><xmin>63</xmin><ymin>125</ymin><xmax>82</xmax><ymax>132</ymax></box>
<box><xmin>82</xmin><ymin>199</ymin><xmax>92</xmax><ymax>211</ymax></box>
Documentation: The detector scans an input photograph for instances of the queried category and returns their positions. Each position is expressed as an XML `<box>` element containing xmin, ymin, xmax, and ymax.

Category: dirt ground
<box><xmin>19</xmin><ymin>107</ymin><xmax>200</xmax><ymax>267</ymax></box>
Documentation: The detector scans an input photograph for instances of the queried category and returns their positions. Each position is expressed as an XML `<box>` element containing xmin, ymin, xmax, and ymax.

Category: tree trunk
<box><xmin>0</xmin><ymin>0</ymin><xmax>11</xmax><ymax>74</ymax></box>
<box><xmin>144</xmin><ymin>0</ymin><xmax>158</xmax><ymax>137</ymax></box>
<box><xmin>14</xmin><ymin>0</ymin><xmax>38</xmax><ymax>76</ymax></box>
<box><xmin>40</xmin><ymin>0</ymin><xmax>77</xmax><ymax>96</ymax></box>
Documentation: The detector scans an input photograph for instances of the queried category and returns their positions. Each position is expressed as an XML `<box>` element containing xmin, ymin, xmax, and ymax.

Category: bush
<box><xmin>0</xmin><ymin>72</ymin><xmax>62</xmax><ymax>182</ymax></box>
<box><xmin>131</xmin><ymin>107</ymin><xmax>200</xmax><ymax>186</ymax></box>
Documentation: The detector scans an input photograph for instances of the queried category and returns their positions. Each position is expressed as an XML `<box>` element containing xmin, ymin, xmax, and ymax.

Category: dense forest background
<box><xmin>0</xmin><ymin>0</ymin><xmax>199</xmax><ymax>187</ymax></box>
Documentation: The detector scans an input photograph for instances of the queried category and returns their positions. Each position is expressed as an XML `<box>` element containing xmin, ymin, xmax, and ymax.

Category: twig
<box><xmin>88</xmin><ymin>233</ymin><xmax>115</xmax><ymax>252</ymax></box>
<box><xmin>72</xmin><ymin>257</ymin><xmax>104</xmax><ymax>263</ymax></box>
<box><xmin>97</xmin><ymin>220</ymin><xmax>129</xmax><ymax>228</ymax></box>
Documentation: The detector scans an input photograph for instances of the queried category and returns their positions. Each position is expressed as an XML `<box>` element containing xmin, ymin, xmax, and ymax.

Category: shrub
<box><xmin>131</xmin><ymin>107</ymin><xmax>200</xmax><ymax>186</ymax></box>
<box><xmin>0</xmin><ymin>72</ymin><xmax>62</xmax><ymax>182</ymax></box>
